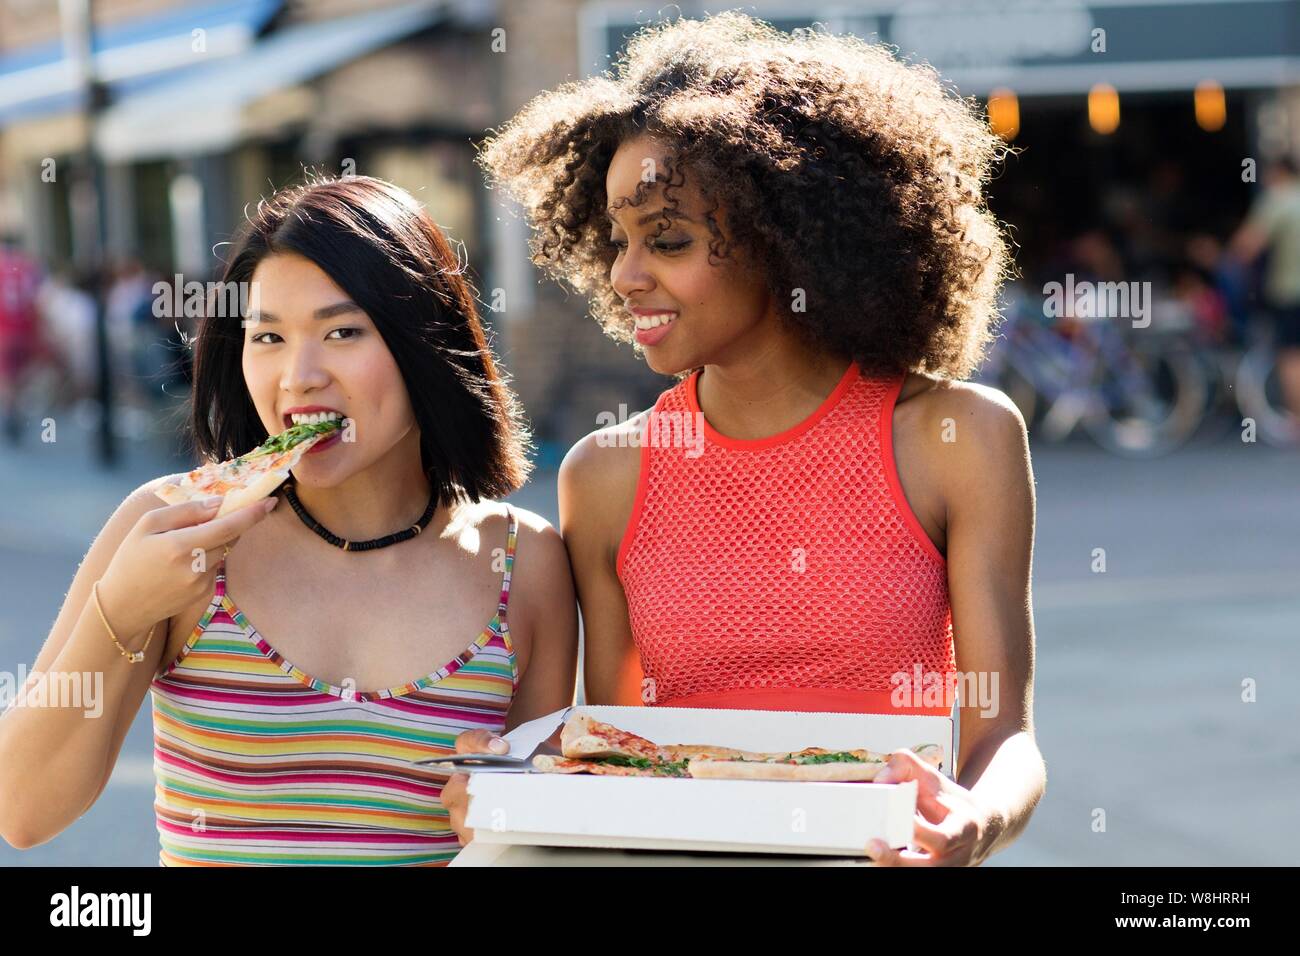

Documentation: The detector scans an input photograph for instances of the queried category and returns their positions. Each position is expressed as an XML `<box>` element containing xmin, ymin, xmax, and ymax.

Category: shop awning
<box><xmin>92</xmin><ymin>0</ymin><xmax>453</xmax><ymax>162</ymax></box>
<box><xmin>0</xmin><ymin>0</ymin><xmax>282</xmax><ymax>123</ymax></box>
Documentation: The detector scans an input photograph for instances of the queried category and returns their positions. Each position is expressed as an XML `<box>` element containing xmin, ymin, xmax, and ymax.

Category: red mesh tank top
<box><xmin>617</xmin><ymin>360</ymin><xmax>955</xmax><ymax>715</ymax></box>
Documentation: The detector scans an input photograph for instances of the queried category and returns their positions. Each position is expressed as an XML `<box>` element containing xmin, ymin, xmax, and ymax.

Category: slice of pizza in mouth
<box><xmin>153</xmin><ymin>417</ymin><xmax>345</xmax><ymax>517</ymax></box>
<box><xmin>533</xmin><ymin>713</ymin><xmax>944</xmax><ymax>781</ymax></box>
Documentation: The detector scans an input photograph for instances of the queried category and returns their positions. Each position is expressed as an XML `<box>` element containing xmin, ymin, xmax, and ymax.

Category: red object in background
<box><xmin>0</xmin><ymin>249</ymin><xmax>43</xmax><ymax>379</ymax></box>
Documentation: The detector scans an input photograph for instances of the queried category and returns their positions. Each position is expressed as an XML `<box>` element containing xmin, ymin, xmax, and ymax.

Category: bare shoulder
<box><xmin>899</xmin><ymin>373</ymin><xmax>1024</xmax><ymax>438</ymax></box>
<box><xmin>464</xmin><ymin>500</ymin><xmax>575</xmax><ymax>647</ymax></box>
<box><xmin>504</xmin><ymin>503</ymin><xmax>566</xmax><ymax>562</ymax></box>
<box><xmin>899</xmin><ymin>373</ymin><xmax>1032</xmax><ymax>496</ymax></box>
<box><xmin>457</xmin><ymin>499</ymin><xmax>558</xmax><ymax>549</ymax></box>
<box><xmin>464</xmin><ymin>499</ymin><xmax>569</xmax><ymax>580</ymax></box>
<box><xmin>559</xmin><ymin>409</ymin><xmax>649</xmax><ymax>498</ymax></box>
<box><xmin>553</xmin><ymin>410</ymin><xmax>651</xmax><ymax>569</ymax></box>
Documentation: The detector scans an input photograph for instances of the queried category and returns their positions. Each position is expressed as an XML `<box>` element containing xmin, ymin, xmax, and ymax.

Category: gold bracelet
<box><xmin>92</xmin><ymin>581</ymin><xmax>157</xmax><ymax>664</ymax></box>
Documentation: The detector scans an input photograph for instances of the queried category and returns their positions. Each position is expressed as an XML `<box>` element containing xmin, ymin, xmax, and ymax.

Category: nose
<box><xmin>610</xmin><ymin>240</ymin><xmax>654</xmax><ymax>302</ymax></box>
<box><xmin>278</xmin><ymin>340</ymin><xmax>331</xmax><ymax>396</ymax></box>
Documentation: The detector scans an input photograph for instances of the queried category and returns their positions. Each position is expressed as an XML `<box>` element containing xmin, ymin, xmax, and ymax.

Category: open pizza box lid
<box><xmin>462</xmin><ymin>704</ymin><xmax>955</xmax><ymax>858</ymax></box>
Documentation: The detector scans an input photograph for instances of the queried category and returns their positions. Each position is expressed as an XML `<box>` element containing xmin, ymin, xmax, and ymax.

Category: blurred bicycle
<box><xmin>979</xmin><ymin>285</ymin><xmax>1210</xmax><ymax>457</ymax></box>
<box><xmin>1234</xmin><ymin>315</ymin><xmax>1300</xmax><ymax>446</ymax></box>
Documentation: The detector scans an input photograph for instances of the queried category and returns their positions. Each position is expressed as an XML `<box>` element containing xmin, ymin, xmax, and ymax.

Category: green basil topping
<box><xmin>787</xmin><ymin>752</ymin><xmax>874</xmax><ymax>765</ymax></box>
<box><xmin>601</xmin><ymin>754</ymin><xmax>691</xmax><ymax>776</ymax></box>
<box><xmin>728</xmin><ymin>751</ymin><xmax>878</xmax><ymax>765</ymax></box>
<box><xmin>251</xmin><ymin>418</ymin><xmax>342</xmax><ymax>457</ymax></box>
<box><xmin>601</xmin><ymin>754</ymin><xmax>652</xmax><ymax>769</ymax></box>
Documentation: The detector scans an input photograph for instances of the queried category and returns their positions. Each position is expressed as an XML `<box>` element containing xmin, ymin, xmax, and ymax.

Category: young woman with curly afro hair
<box><xmin>445</xmin><ymin>11</ymin><xmax>1046</xmax><ymax>867</ymax></box>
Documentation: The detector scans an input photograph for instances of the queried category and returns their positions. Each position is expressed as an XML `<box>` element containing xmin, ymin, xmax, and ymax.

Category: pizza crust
<box><xmin>560</xmin><ymin>712</ymin><xmax>663</xmax><ymax>759</ymax></box>
<box><xmin>153</xmin><ymin>432</ymin><xmax>328</xmax><ymax>517</ymax></box>
<box><xmin>213</xmin><ymin>466</ymin><xmax>294</xmax><ymax>517</ymax></box>
<box><xmin>911</xmin><ymin>743</ymin><xmax>944</xmax><ymax>770</ymax></box>
<box><xmin>532</xmin><ymin>754</ymin><xmax>656</xmax><ymax>776</ymax></box>
<box><xmin>152</xmin><ymin>482</ymin><xmax>193</xmax><ymax>507</ymax></box>
<box><xmin>686</xmin><ymin>759</ymin><xmax>888</xmax><ymax>782</ymax></box>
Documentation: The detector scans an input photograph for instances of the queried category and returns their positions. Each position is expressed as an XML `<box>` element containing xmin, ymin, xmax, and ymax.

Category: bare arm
<box><xmin>0</xmin><ymin>479</ymin><xmax>275</xmax><ymax>848</ymax></box>
<box><xmin>0</xmin><ymin>479</ymin><xmax>179</xmax><ymax>848</ymax></box>
<box><xmin>1229</xmin><ymin>195</ymin><xmax>1273</xmax><ymax>264</ymax></box>
<box><xmin>940</xmin><ymin>383</ymin><xmax>1047</xmax><ymax>859</ymax></box>
<box><xmin>500</xmin><ymin>513</ymin><xmax>579</xmax><ymax>730</ymax></box>
<box><xmin>557</xmin><ymin>423</ymin><xmax>647</xmax><ymax>706</ymax></box>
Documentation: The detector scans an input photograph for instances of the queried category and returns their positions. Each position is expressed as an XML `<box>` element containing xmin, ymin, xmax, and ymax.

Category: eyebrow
<box><xmin>245</xmin><ymin>302</ymin><xmax>364</xmax><ymax>324</ymax></box>
<box><xmin>605</xmin><ymin>206</ymin><xmax>695</xmax><ymax>227</ymax></box>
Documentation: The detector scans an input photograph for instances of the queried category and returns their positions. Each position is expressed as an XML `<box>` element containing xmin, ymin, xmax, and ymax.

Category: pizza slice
<box><xmin>538</xmin><ymin>712</ymin><xmax>946</xmax><ymax>782</ymax></box>
<box><xmin>559</xmin><ymin>713</ymin><xmax>666</xmax><ymax>760</ymax></box>
<box><xmin>532</xmin><ymin>754</ymin><xmax>692</xmax><ymax>777</ymax></box>
<box><xmin>560</xmin><ymin>713</ymin><xmax>767</xmax><ymax>762</ymax></box>
<box><xmin>154</xmin><ymin>417</ymin><xmax>345</xmax><ymax>517</ymax></box>
<box><xmin>687</xmin><ymin>743</ymin><xmax>945</xmax><ymax>782</ymax></box>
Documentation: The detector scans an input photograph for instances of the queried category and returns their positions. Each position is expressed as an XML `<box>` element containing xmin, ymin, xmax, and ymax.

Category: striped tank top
<box><xmin>148</xmin><ymin>505</ymin><xmax>519</xmax><ymax>866</ymax></box>
<box><xmin>618</xmin><ymin>361</ymin><xmax>956</xmax><ymax>715</ymax></box>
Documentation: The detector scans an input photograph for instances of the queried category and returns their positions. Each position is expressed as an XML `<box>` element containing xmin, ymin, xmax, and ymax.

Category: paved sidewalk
<box><xmin>2</xmin><ymin>422</ymin><xmax>1296</xmax><ymax>866</ymax></box>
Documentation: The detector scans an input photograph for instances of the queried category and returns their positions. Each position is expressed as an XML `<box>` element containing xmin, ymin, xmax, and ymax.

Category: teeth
<box><xmin>635</xmin><ymin>313</ymin><xmax>677</xmax><ymax>330</ymax></box>
<box><xmin>290</xmin><ymin>411</ymin><xmax>342</xmax><ymax>425</ymax></box>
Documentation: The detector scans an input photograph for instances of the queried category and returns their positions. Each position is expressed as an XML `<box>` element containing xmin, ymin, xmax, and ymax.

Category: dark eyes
<box><xmin>249</xmin><ymin>328</ymin><xmax>362</xmax><ymax>344</ymax></box>
<box><xmin>609</xmin><ymin>237</ymin><xmax>692</xmax><ymax>254</ymax></box>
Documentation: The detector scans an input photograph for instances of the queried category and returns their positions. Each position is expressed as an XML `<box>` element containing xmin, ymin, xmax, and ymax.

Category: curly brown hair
<box><xmin>475</xmin><ymin>11</ymin><xmax>1016</xmax><ymax>379</ymax></box>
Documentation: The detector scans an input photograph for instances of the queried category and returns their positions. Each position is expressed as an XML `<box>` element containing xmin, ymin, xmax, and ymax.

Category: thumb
<box><xmin>874</xmin><ymin>750</ymin><xmax>923</xmax><ymax>785</ymax></box>
<box><xmin>456</xmin><ymin>729</ymin><xmax>509</xmax><ymax>755</ymax></box>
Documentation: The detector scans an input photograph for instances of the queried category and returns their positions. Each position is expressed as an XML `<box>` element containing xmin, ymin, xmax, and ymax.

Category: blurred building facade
<box><xmin>3</xmin><ymin>0</ymin><xmax>1300</xmax><ymax>456</ymax></box>
<box><xmin>0</xmin><ymin>0</ymin><xmax>666</xmax><ymax>461</ymax></box>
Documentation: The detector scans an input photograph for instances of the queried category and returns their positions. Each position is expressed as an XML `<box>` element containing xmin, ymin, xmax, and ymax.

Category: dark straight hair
<box><xmin>188</xmin><ymin>174</ymin><xmax>532</xmax><ymax>506</ymax></box>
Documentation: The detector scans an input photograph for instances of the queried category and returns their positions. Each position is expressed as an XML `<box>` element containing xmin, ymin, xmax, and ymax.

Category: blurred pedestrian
<box><xmin>0</xmin><ymin>242</ymin><xmax>44</xmax><ymax>444</ymax></box>
<box><xmin>1229</xmin><ymin>155</ymin><xmax>1300</xmax><ymax>438</ymax></box>
<box><xmin>105</xmin><ymin>258</ymin><xmax>154</xmax><ymax>404</ymax></box>
<box><xmin>36</xmin><ymin>268</ymin><xmax>98</xmax><ymax>412</ymax></box>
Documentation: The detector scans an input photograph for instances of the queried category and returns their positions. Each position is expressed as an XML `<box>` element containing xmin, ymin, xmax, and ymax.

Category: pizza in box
<box><xmin>529</xmin><ymin>713</ymin><xmax>943</xmax><ymax>782</ymax></box>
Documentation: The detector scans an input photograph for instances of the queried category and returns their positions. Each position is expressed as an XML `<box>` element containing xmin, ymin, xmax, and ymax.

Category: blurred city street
<box><xmin>2</xmin><ymin>0</ymin><xmax>1299</xmax><ymax>875</ymax></box>
<box><xmin>1</xmin><ymin>420</ymin><xmax>1295</xmax><ymax>866</ymax></box>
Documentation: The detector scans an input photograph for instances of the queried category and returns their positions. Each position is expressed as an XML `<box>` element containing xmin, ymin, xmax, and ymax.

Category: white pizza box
<box><xmin>463</xmin><ymin>704</ymin><xmax>954</xmax><ymax>857</ymax></box>
<box><xmin>450</xmin><ymin>841</ymin><xmax>874</xmax><ymax>866</ymax></box>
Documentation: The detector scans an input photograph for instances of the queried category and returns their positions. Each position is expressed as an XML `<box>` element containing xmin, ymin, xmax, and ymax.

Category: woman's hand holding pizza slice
<box><xmin>95</xmin><ymin>494</ymin><xmax>280</xmax><ymax>650</ymax></box>
<box><xmin>96</xmin><ymin>419</ymin><xmax>346</xmax><ymax>642</ymax></box>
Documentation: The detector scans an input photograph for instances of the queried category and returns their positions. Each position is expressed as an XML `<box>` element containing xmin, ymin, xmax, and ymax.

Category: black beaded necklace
<box><xmin>282</xmin><ymin>482</ymin><xmax>437</xmax><ymax>552</ymax></box>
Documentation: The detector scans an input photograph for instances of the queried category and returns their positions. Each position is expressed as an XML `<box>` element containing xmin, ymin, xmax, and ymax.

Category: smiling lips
<box><xmin>632</xmin><ymin>310</ymin><xmax>677</xmax><ymax>347</ymax></box>
<box><xmin>282</xmin><ymin>406</ymin><xmax>345</xmax><ymax>429</ymax></box>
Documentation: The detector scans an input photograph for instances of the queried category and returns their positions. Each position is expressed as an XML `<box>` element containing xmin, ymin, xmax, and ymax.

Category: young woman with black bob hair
<box><xmin>0</xmin><ymin>175</ymin><xmax>577</xmax><ymax>866</ymax></box>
